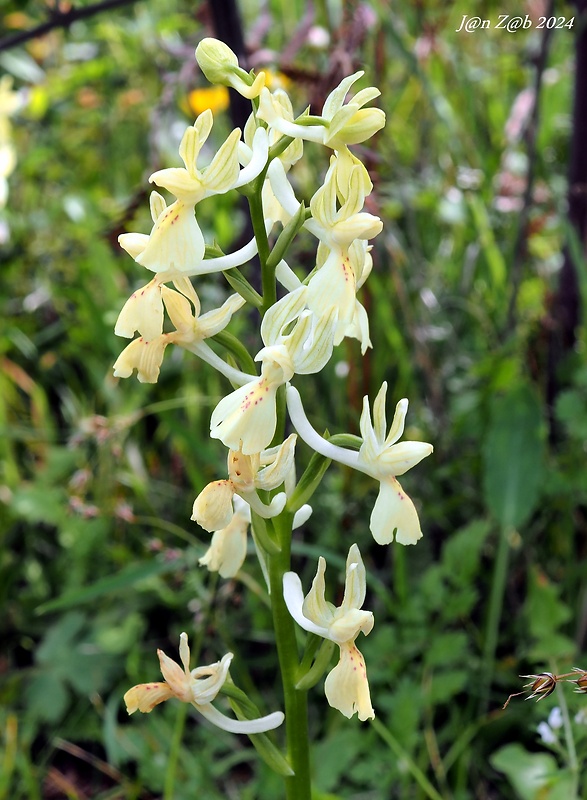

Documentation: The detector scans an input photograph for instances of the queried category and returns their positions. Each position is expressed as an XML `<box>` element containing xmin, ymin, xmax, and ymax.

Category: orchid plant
<box><xmin>116</xmin><ymin>37</ymin><xmax>433</xmax><ymax>798</ymax></box>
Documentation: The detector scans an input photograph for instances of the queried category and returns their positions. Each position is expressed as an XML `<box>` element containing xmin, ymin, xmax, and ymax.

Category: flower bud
<box><xmin>196</xmin><ymin>38</ymin><xmax>240</xmax><ymax>84</ymax></box>
<box><xmin>195</xmin><ymin>38</ymin><xmax>265</xmax><ymax>99</ymax></box>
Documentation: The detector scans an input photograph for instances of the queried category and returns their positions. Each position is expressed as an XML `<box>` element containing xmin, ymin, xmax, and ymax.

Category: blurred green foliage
<box><xmin>1</xmin><ymin>0</ymin><xmax>587</xmax><ymax>798</ymax></box>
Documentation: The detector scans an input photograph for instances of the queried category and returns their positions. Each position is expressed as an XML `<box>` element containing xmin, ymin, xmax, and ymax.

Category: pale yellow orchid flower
<box><xmin>113</xmin><ymin>287</ymin><xmax>246</xmax><ymax>384</ymax></box>
<box><xmin>257</xmin><ymin>71</ymin><xmax>384</xmax><ymax>150</ymax></box>
<box><xmin>286</xmin><ymin>384</ymin><xmax>433</xmax><ymax>545</ymax></box>
<box><xmin>283</xmin><ymin>544</ymin><xmax>375</xmax><ymax>721</ymax></box>
<box><xmin>124</xmin><ymin>632</ymin><xmax>284</xmax><ymax>734</ymax></box>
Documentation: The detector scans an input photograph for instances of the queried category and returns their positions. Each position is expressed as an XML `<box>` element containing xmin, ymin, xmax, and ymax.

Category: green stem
<box><xmin>163</xmin><ymin>702</ymin><xmax>188</xmax><ymax>800</ymax></box>
<box><xmin>555</xmin><ymin>680</ymin><xmax>579</xmax><ymax>797</ymax></box>
<box><xmin>247</xmin><ymin>190</ymin><xmax>274</xmax><ymax>310</ymax></box>
<box><xmin>212</xmin><ymin>330</ymin><xmax>257</xmax><ymax>376</ymax></box>
<box><xmin>480</xmin><ymin>524</ymin><xmax>511</xmax><ymax>713</ymax></box>
<box><xmin>268</xmin><ymin>512</ymin><xmax>312</xmax><ymax>800</ymax></box>
<box><xmin>370</xmin><ymin>718</ymin><xmax>445</xmax><ymax>800</ymax></box>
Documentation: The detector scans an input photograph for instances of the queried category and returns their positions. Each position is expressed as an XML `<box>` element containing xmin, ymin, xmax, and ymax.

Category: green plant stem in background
<box><xmin>267</xmin><ymin>512</ymin><xmax>312</xmax><ymax>800</ymax></box>
<box><xmin>164</xmin><ymin>702</ymin><xmax>188</xmax><ymax>800</ymax></box>
<box><xmin>555</xmin><ymin>680</ymin><xmax>579</xmax><ymax>797</ymax></box>
<box><xmin>480</xmin><ymin>525</ymin><xmax>511</xmax><ymax>713</ymax></box>
<box><xmin>371</xmin><ymin>718</ymin><xmax>445</xmax><ymax>800</ymax></box>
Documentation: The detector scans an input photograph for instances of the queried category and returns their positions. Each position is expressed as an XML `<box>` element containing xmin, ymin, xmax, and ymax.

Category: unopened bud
<box><xmin>196</xmin><ymin>38</ymin><xmax>239</xmax><ymax>84</ymax></box>
<box><xmin>195</xmin><ymin>38</ymin><xmax>265</xmax><ymax>99</ymax></box>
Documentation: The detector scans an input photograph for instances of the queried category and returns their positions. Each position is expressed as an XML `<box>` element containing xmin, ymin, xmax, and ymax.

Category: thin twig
<box><xmin>0</xmin><ymin>0</ymin><xmax>140</xmax><ymax>53</ymax></box>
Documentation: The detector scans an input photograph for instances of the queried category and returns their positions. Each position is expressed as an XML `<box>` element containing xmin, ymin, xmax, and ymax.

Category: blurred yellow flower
<box><xmin>187</xmin><ymin>85</ymin><xmax>230</xmax><ymax>117</ymax></box>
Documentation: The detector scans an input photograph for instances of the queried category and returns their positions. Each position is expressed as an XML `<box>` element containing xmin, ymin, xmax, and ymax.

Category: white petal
<box><xmin>136</xmin><ymin>200</ymin><xmax>205</xmax><ymax>274</ymax></box>
<box><xmin>191</xmin><ymin>480</ymin><xmax>235</xmax><ymax>532</ymax></box>
<box><xmin>385</xmin><ymin>397</ymin><xmax>409</xmax><ymax>447</ymax></box>
<box><xmin>341</xmin><ymin>544</ymin><xmax>366</xmax><ymax>612</ymax></box>
<box><xmin>322</xmin><ymin>72</ymin><xmax>364</xmax><ymax>120</ymax></box>
<box><xmin>199</xmin><ymin>511</ymin><xmax>248</xmax><ymax>578</ymax></box>
<box><xmin>260</xmin><ymin>286</ymin><xmax>308</xmax><ymax>347</ymax></box>
<box><xmin>324</xmin><ymin>642</ymin><xmax>374</xmax><ymax>721</ymax></box>
<box><xmin>292</xmin><ymin>504</ymin><xmax>312</xmax><ymax>529</ymax></box>
<box><xmin>375</xmin><ymin>440</ymin><xmax>434</xmax><ymax>477</ymax></box>
<box><xmin>233</xmin><ymin>127</ymin><xmax>269</xmax><ymax>188</ymax></box>
<box><xmin>282</xmin><ymin>572</ymin><xmax>330</xmax><ymax>637</ymax></box>
<box><xmin>115</xmin><ymin>280</ymin><xmax>163</xmax><ymax>340</ymax></box>
<box><xmin>191</xmin><ymin>652</ymin><xmax>233</xmax><ymax>703</ymax></box>
<box><xmin>243</xmin><ymin>489</ymin><xmax>286</xmax><ymax>519</ymax></box>
<box><xmin>328</xmin><ymin>608</ymin><xmax>374</xmax><ymax>644</ymax></box>
<box><xmin>369</xmin><ymin>477</ymin><xmax>423</xmax><ymax>546</ymax></box>
<box><xmin>119</xmin><ymin>232</ymin><xmax>149</xmax><ymax>260</ymax></box>
<box><xmin>255</xmin><ymin>433</ymin><xmax>297</xmax><ymax>490</ymax></box>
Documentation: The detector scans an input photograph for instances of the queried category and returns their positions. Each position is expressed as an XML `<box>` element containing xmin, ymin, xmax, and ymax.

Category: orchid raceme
<box><xmin>210</xmin><ymin>289</ymin><xmax>338</xmax><ymax>454</ymax></box>
<box><xmin>257</xmin><ymin>71</ymin><xmax>385</xmax><ymax>149</ymax></box>
<box><xmin>192</xmin><ymin>434</ymin><xmax>297</xmax><ymax>531</ymax></box>
<box><xmin>283</xmin><ymin>544</ymin><xmax>375</xmax><ymax>721</ymax></box>
<box><xmin>124</xmin><ymin>632</ymin><xmax>284</xmax><ymax>734</ymax></box>
<box><xmin>286</xmin><ymin>384</ymin><xmax>433</xmax><ymax>544</ymax></box>
<box><xmin>114</xmin><ymin>39</ymin><xmax>418</xmax><ymax>796</ymax></box>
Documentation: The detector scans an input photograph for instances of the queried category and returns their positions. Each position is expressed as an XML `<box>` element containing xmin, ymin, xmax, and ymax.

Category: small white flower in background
<box><xmin>537</xmin><ymin>720</ymin><xmax>557</xmax><ymax>745</ymax></box>
<box><xmin>286</xmin><ymin>384</ymin><xmax>433</xmax><ymax>544</ymax></box>
<box><xmin>283</xmin><ymin>544</ymin><xmax>375</xmax><ymax>721</ymax></box>
<box><xmin>257</xmin><ymin>71</ymin><xmax>385</xmax><ymax>150</ymax></box>
<box><xmin>124</xmin><ymin>632</ymin><xmax>284</xmax><ymax>733</ymax></box>
<box><xmin>547</xmin><ymin>706</ymin><xmax>563</xmax><ymax>729</ymax></box>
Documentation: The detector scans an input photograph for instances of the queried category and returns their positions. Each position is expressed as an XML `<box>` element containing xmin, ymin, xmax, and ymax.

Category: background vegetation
<box><xmin>1</xmin><ymin>0</ymin><xmax>586</xmax><ymax>797</ymax></box>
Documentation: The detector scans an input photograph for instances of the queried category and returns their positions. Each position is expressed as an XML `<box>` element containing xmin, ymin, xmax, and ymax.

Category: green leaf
<box><xmin>35</xmin><ymin>557</ymin><xmax>185</xmax><ymax>614</ymax></box>
<box><xmin>25</xmin><ymin>672</ymin><xmax>69</xmax><ymax>724</ymax></box>
<box><xmin>491</xmin><ymin>743</ymin><xmax>578</xmax><ymax>800</ymax></box>
<box><xmin>286</xmin><ymin>450</ymin><xmax>331</xmax><ymax>513</ymax></box>
<box><xmin>482</xmin><ymin>383</ymin><xmax>545</xmax><ymax>529</ymax></box>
